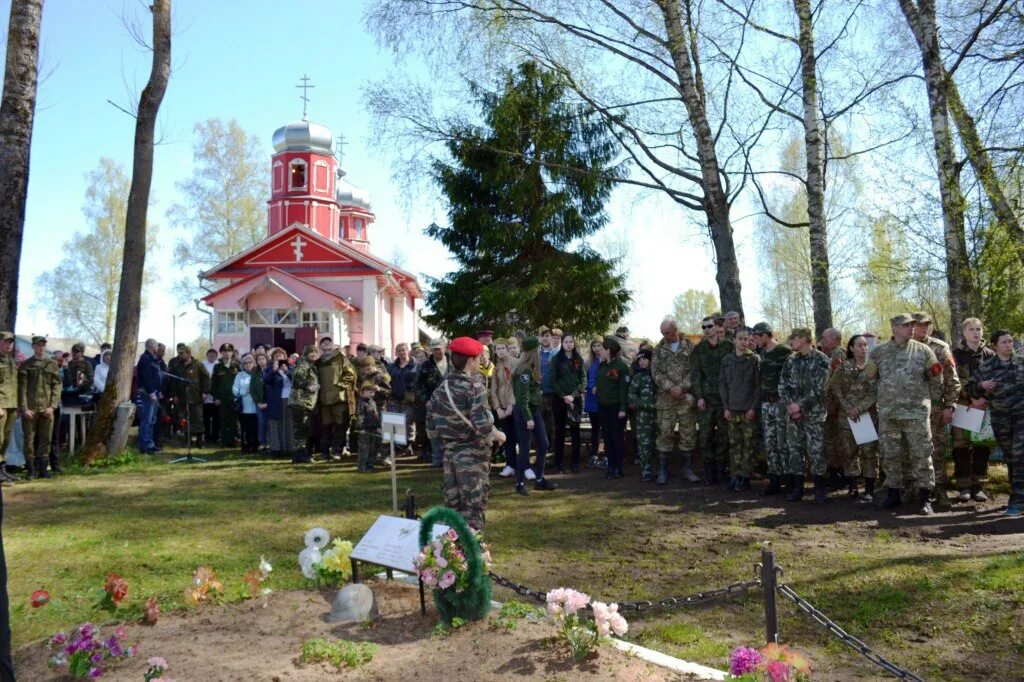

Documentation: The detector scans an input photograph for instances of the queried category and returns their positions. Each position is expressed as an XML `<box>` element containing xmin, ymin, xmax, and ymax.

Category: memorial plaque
<box><xmin>381</xmin><ymin>411</ymin><xmax>408</xmax><ymax>445</ymax></box>
<box><xmin>350</xmin><ymin>515</ymin><xmax>449</xmax><ymax>573</ymax></box>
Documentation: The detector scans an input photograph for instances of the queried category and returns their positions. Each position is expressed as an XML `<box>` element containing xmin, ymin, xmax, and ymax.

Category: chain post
<box><xmin>761</xmin><ymin>543</ymin><xmax>779</xmax><ymax>645</ymax></box>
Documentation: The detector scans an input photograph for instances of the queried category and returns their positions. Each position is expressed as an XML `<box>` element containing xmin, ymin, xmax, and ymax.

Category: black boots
<box><xmin>880</xmin><ymin>486</ymin><xmax>902</xmax><ymax>509</ymax></box>
<box><xmin>49</xmin><ymin>452</ymin><xmax>62</xmax><ymax>474</ymax></box>
<box><xmin>919</xmin><ymin>488</ymin><xmax>934</xmax><ymax>515</ymax></box>
<box><xmin>0</xmin><ymin>464</ymin><xmax>15</xmax><ymax>484</ymax></box>
<box><xmin>703</xmin><ymin>460</ymin><xmax>716</xmax><ymax>485</ymax></box>
<box><xmin>36</xmin><ymin>457</ymin><xmax>51</xmax><ymax>479</ymax></box>
<box><xmin>762</xmin><ymin>474</ymin><xmax>782</xmax><ymax>496</ymax></box>
<box><xmin>785</xmin><ymin>476</ymin><xmax>805</xmax><ymax>501</ymax></box>
<box><xmin>813</xmin><ymin>475</ymin><xmax>828</xmax><ymax>503</ymax></box>
<box><xmin>656</xmin><ymin>452</ymin><xmax>669</xmax><ymax>485</ymax></box>
<box><xmin>863</xmin><ymin>477</ymin><xmax>876</xmax><ymax>502</ymax></box>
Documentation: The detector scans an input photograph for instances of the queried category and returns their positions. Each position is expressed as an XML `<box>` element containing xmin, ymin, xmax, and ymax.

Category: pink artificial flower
<box><xmin>126</xmin><ymin>645</ymin><xmax>138</xmax><ymax>657</ymax></box>
<box><xmin>434</xmin><ymin>554</ymin><xmax>448</xmax><ymax>569</ymax></box>
<box><xmin>414</xmin><ymin>552</ymin><xmax>426</xmax><ymax>567</ymax></box>
<box><xmin>78</xmin><ymin>623</ymin><xmax>95</xmax><ymax>639</ymax></box>
<box><xmin>766</xmin><ymin>660</ymin><xmax>792</xmax><ymax>682</ymax></box>
<box><xmin>420</xmin><ymin>569</ymin><xmax>437</xmax><ymax>587</ymax></box>
<box><xmin>565</xmin><ymin>590</ymin><xmax>590</xmax><ymax>615</ymax></box>
<box><xmin>591</xmin><ymin>601</ymin><xmax>610</xmax><ymax>621</ymax></box>
<box><xmin>729</xmin><ymin>647</ymin><xmax>763</xmax><ymax>676</ymax></box>
<box><xmin>51</xmin><ymin>632</ymin><xmax>67</xmax><ymax>646</ymax></box>
<box><xmin>608</xmin><ymin>613</ymin><xmax>629</xmax><ymax>636</ymax></box>
<box><xmin>115</xmin><ymin>626</ymin><xmax>126</xmax><ymax>640</ymax></box>
<box><xmin>438</xmin><ymin>571</ymin><xmax>456</xmax><ymax>589</ymax></box>
<box><xmin>147</xmin><ymin>656</ymin><xmax>168</xmax><ymax>668</ymax></box>
<box><xmin>445</xmin><ymin>529</ymin><xmax>458</xmax><ymax>541</ymax></box>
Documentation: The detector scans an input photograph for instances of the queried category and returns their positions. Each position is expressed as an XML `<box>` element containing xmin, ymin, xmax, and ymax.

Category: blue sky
<box><xmin>5</xmin><ymin>0</ymin><xmax>757</xmax><ymax>346</ymax></box>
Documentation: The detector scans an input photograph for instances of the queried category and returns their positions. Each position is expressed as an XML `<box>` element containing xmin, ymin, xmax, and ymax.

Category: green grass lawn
<box><xmin>5</xmin><ymin>447</ymin><xmax>1022</xmax><ymax>680</ymax></box>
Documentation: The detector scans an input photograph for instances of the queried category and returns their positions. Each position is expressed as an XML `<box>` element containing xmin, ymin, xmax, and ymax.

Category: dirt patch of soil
<box><xmin>14</xmin><ymin>579</ymin><xmax>687</xmax><ymax>681</ymax></box>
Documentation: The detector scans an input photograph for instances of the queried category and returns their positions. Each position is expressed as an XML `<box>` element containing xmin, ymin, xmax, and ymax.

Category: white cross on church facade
<box><xmin>291</xmin><ymin>236</ymin><xmax>308</xmax><ymax>261</ymax></box>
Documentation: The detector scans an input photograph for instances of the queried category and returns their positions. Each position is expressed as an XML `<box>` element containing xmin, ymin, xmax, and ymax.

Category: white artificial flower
<box><xmin>258</xmin><ymin>555</ymin><xmax>272</xmax><ymax>579</ymax></box>
<box><xmin>298</xmin><ymin>546</ymin><xmax>322</xmax><ymax>579</ymax></box>
<box><xmin>304</xmin><ymin>527</ymin><xmax>330</xmax><ymax>549</ymax></box>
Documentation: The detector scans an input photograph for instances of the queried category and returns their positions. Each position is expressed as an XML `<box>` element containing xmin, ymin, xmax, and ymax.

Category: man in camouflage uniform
<box><xmin>427</xmin><ymin>337</ymin><xmax>506</xmax><ymax>529</ymax></box>
<box><xmin>211</xmin><ymin>343</ymin><xmax>241</xmax><ymax>447</ymax></box>
<box><xmin>752</xmin><ymin>322</ymin><xmax>792</xmax><ymax>495</ymax></box>
<box><xmin>692</xmin><ymin>315</ymin><xmax>733</xmax><ymax>484</ymax></box>
<box><xmin>316</xmin><ymin>335</ymin><xmax>357</xmax><ymax>460</ymax></box>
<box><xmin>911</xmin><ymin>311</ymin><xmax>961</xmax><ymax>509</ymax></box>
<box><xmin>287</xmin><ymin>344</ymin><xmax>320</xmax><ymax>464</ymax></box>
<box><xmin>868</xmin><ymin>313</ymin><xmax>943</xmax><ymax>515</ymax></box>
<box><xmin>651</xmin><ymin>318</ymin><xmax>700</xmax><ymax>485</ymax></box>
<box><xmin>19</xmin><ymin>337</ymin><xmax>62</xmax><ymax>479</ymax></box>
<box><xmin>0</xmin><ymin>332</ymin><xmax>18</xmax><ymax>483</ymax></box>
<box><xmin>778</xmin><ymin>328</ymin><xmax>831</xmax><ymax>502</ymax></box>
<box><xmin>167</xmin><ymin>345</ymin><xmax>211</xmax><ymax>447</ymax></box>
<box><xmin>722</xmin><ymin>311</ymin><xmax>742</xmax><ymax>341</ymax></box>
<box><xmin>817</xmin><ymin>328</ymin><xmax>845</xmax><ymax>485</ymax></box>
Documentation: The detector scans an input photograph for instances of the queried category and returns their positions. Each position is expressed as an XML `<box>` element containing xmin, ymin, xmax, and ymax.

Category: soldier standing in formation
<box><xmin>692</xmin><ymin>315</ymin><xmax>733</xmax><ymax>484</ymax></box>
<box><xmin>911</xmin><ymin>311</ymin><xmax>961</xmax><ymax>509</ymax></box>
<box><xmin>752</xmin><ymin>322</ymin><xmax>792</xmax><ymax>496</ymax></box>
<box><xmin>316</xmin><ymin>335</ymin><xmax>357</xmax><ymax>460</ymax></box>
<box><xmin>651</xmin><ymin>318</ymin><xmax>700</xmax><ymax>485</ymax></box>
<box><xmin>828</xmin><ymin>335</ymin><xmax>879</xmax><ymax>501</ymax></box>
<box><xmin>973</xmin><ymin>330</ymin><xmax>1024</xmax><ymax>517</ymax></box>
<box><xmin>779</xmin><ymin>328</ymin><xmax>831</xmax><ymax>502</ymax></box>
<box><xmin>868</xmin><ymin>313</ymin><xmax>943</xmax><ymax>515</ymax></box>
<box><xmin>19</xmin><ymin>337</ymin><xmax>62</xmax><ymax>479</ymax></box>
<box><xmin>167</xmin><ymin>345</ymin><xmax>211</xmax><ymax>448</ymax></box>
<box><xmin>427</xmin><ymin>336</ymin><xmax>506</xmax><ymax>529</ymax></box>
<box><xmin>211</xmin><ymin>343</ymin><xmax>240</xmax><ymax>448</ymax></box>
<box><xmin>0</xmin><ymin>333</ymin><xmax>18</xmax><ymax>484</ymax></box>
<box><xmin>288</xmin><ymin>344</ymin><xmax>320</xmax><ymax>464</ymax></box>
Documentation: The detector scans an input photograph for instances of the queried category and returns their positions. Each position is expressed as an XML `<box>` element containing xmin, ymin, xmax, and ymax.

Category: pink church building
<box><xmin>202</xmin><ymin>118</ymin><xmax>423</xmax><ymax>355</ymax></box>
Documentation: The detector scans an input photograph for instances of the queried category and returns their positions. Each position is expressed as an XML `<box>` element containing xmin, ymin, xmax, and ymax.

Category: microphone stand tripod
<box><xmin>161</xmin><ymin>371</ymin><xmax>206</xmax><ymax>464</ymax></box>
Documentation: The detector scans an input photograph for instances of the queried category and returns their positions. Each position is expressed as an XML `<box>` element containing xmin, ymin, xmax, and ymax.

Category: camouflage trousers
<box><xmin>655</xmin><ymin>398</ymin><xmax>697</xmax><ymax>452</ymax></box>
<box><xmin>0</xmin><ymin>407</ymin><xmax>16</xmax><ymax>462</ymax></box>
<box><xmin>990</xmin><ymin>413</ymin><xmax>1024</xmax><ymax>507</ymax></box>
<box><xmin>824</xmin><ymin>409</ymin><xmax>842</xmax><ymax>469</ymax></box>
<box><xmin>290</xmin><ymin>406</ymin><xmax>313</xmax><ymax>452</ymax></box>
<box><xmin>761</xmin><ymin>401</ymin><xmax>788</xmax><ymax>475</ymax></box>
<box><xmin>698</xmin><ymin>405</ymin><xmax>729</xmax><ymax>465</ymax></box>
<box><xmin>785</xmin><ymin>416</ymin><xmax>826</xmax><ymax>476</ymax></box>
<box><xmin>879</xmin><ymin>417</ymin><xmax>935</xmax><ymax>490</ymax></box>
<box><xmin>727</xmin><ymin>413</ymin><xmax>756</xmax><ymax>477</ymax></box>
<box><xmin>928</xmin><ymin>408</ymin><xmax>950</xmax><ymax>489</ymax></box>
<box><xmin>636</xmin><ymin>408</ymin><xmax>657</xmax><ymax>476</ymax></box>
<box><xmin>442</xmin><ymin>446</ymin><xmax>491</xmax><ymax>529</ymax></box>
<box><xmin>837</xmin><ymin>413</ymin><xmax>879</xmax><ymax>479</ymax></box>
<box><xmin>22</xmin><ymin>410</ymin><xmax>54</xmax><ymax>461</ymax></box>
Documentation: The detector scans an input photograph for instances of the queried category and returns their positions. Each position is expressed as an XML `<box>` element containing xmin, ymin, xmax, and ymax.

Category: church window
<box><xmin>250</xmin><ymin>308</ymin><xmax>298</xmax><ymax>326</ymax></box>
<box><xmin>290</xmin><ymin>160</ymin><xmax>307</xmax><ymax>190</ymax></box>
<box><xmin>272</xmin><ymin>161</ymin><xmax>283</xmax><ymax>191</ymax></box>
<box><xmin>301</xmin><ymin>310</ymin><xmax>330</xmax><ymax>329</ymax></box>
<box><xmin>215</xmin><ymin>311</ymin><xmax>245</xmax><ymax>334</ymax></box>
<box><xmin>314</xmin><ymin>160</ymin><xmax>330</xmax><ymax>192</ymax></box>
<box><xmin>354</xmin><ymin>218</ymin><xmax>364</xmax><ymax>239</ymax></box>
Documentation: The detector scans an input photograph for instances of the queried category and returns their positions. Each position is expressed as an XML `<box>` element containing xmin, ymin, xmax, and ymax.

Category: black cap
<box><xmin>751</xmin><ymin>322</ymin><xmax>773</xmax><ymax>335</ymax></box>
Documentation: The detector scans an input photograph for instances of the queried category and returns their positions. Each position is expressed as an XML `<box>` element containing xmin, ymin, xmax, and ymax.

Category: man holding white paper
<box><xmin>868</xmin><ymin>314</ymin><xmax>943</xmax><ymax>515</ymax></box>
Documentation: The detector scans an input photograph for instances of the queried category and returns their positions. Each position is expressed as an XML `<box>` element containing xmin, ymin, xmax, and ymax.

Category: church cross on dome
<box><xmin>296</xmin><ymin>74</ymin><xmax>314</xmax><ymax>121</ymax></box>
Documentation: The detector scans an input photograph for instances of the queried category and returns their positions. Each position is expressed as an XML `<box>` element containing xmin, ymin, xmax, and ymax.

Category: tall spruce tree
<box><xmin>426</xmin><ymin>61</ymin><xmax>629</xmax><ymax>337</ymax></box>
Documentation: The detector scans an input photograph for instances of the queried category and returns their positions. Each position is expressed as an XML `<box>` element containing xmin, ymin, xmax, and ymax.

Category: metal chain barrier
<box><xmin>776</xmin><ymin>583</ymin><xmax>925</xmax><ymax>682</ymax></box>
<box><xmin>488</xmin><ymin>571</ymin><xmax>762</xmax><ymax>613</ymax></box>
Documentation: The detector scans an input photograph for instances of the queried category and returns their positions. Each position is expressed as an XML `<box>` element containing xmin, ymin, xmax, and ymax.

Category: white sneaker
<box><xmin>957</xmin><ymin>489</ymin><xmax>971</xmax><ymax>503</ymax></box>
<box><xmin>682</xmin><ymin>468</ymin><xmax>700</xmax><ymax>483</ymax></box>
<box><xmin>524</xmin><ymin>468</ymin><xmax>537</xmax><ymax>480</ymax></box>
<box><xmin>972</xmin><ymin>489</ymin><xmax>988</xmax><ymax>502</ymax></box>
<box><xmin>499</xmin><ymin>465</ymin><xmax>515</xmax><ymax>477</ymax></box>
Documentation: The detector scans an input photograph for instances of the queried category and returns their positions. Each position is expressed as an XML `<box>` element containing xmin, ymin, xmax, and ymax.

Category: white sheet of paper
<box><xmin>847</xmin><ymin>416</ymin><xmax>878</xmax><ymax>445</ymax></box>
<box><xmin>952</xmin><ymin>405</ymin><xmax>985</xmax><ymax>432</ymax></box>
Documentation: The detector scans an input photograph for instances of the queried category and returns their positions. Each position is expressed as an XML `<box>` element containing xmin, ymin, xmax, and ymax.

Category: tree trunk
<box><xmin>794</xmin><ymin>0</ymin><xmax>832</xmax><ymax>337</ymax></box>
<box><xmin>945</xmin><ymin>75</ymin><xmax>1024</xmax><ymax>267</ymax></box>
<box><xmin>0</xmin><ymin>0</ymin><xmax>43</xmax><ymax>331</ymax></box>
<box><xmin>657</xmin><ymin>0</ymin><xmax>743</xmax><ymax>316</ymax></box>
<box><xmin>898</xmin><ymin>0</ymin><xmax>974</xmax><ymax>343</ymax></box>
<box><xmin>82</xmin><ymin>0</ymin><xmax>171</xmax><ymax>464</ymax></box>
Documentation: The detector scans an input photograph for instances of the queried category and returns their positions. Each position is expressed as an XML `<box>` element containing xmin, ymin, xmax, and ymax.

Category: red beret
<box><xmin>450</xmin><ymin>336</ymin><xmax>484</xmax><ymax>357</ymax></box>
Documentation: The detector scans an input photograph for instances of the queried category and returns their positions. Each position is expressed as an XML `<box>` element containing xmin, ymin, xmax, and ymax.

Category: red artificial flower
<box><xmin>162</xmin><ymin>416</ymin><xmax>172</xmax><ymax>424</ymax></box>
<box><xmin>179</xmin><ymin>418</ymin><xmax>188</xmax><ymax>428</ymax></box>
<box><xmin>609</xmin><ymin>369</ymin><xmax>619</xmax><ymax>378</ymax></box>
<box><xmin>144</xmin><ymin>596</ymin><xmax>160</xmax><ymax>625</ymax></box>
<box><xmin>30</xmin><ymin>589</ymin><xmax>50</xmax><ymax>608</ymax></box>
<box><xmin>104</xmin><ymin>573</ymin><xmax>129</xmax><ymax>606</ymax></box>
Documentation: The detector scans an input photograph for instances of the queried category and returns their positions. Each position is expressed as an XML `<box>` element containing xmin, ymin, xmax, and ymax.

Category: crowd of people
<box><xmin>0</xmin><ymin>310</ymin><xmax>1020</xmax><ymax>521</ymax></box>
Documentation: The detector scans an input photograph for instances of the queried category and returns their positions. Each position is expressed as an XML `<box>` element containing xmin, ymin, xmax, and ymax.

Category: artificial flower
<box><xmin>766</xmin><ymin>660</ymin><xmax>792</xmax><ymax>682</ymax></box>
<box><xmin>258</xmin><ymin>556</ymin><xmax>272</xmax><ymax>579</ymax></box>
<box><xmin>730</xmin><ymin>646</ymin><xmax>762</xmax><ymax>676</ymax></box>
<box><xmin>103</xmin><ymin>573</ymin><xmax>128</xmax><ymax>607</ymax></box>
<box><xmin>31</xmin><ymin>589</ymin><xmax>50</xmax><ymax>608</ymax></box>
<box><xmin>303</xmin><ymin>527</ymin><xmax>330</xmax><ymax>550</ymax></box>
<box><xmin>438</xmin><ymin>570</ymin><xmax>456</xmax><ymax>589</ymax></box>
<box><xmin>243</xmin><ymin>569</ymin><xmax>262</xmax><ymax>597</ymax></box>
<box><xmin>298</xmin><ymin>546</ymin><xmax>322</xmax><ymax>579</ymax></box>
<box><xmin>144</xmin><ymin>597</ymin><xmax>160</xmax><ymax>625</ymax></box>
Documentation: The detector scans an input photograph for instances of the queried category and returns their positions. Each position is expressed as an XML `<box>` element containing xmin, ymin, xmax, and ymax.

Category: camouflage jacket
<box><xmin>0</xmin><ymin>352</ymin><xmax>17</xmax><ymax>410</ymax></box>
<box><xmin>18</xmin><ymin>355</ymin><xmax>62</xmax><ymax>411</ymax></box>
<box><xmin>828</xmin><ymin>358</ymin><xmax>877</xmax><ymax>416</ymax></box>
<box><xmin>691</xmin><ymin>338</ymin><xmax>734</xmax><ymax>405</ymax></box>
<box><xmin>316</xmin><ymin>350</ymin><xmax>357</xmax><ymax>407</ymax></box>
<box><xmin>427</xmin><ymin>370</ymin><xmax>496</xmax><ymax>450</ymax></box>
<box><xmin>779</xmin><ymin>349</ymin><xmax>831</xmax><ymax>421</ymax></box>
<box><xmin>922</xmin><ymin>335</ymin><xmax>961</xmax><ymax>409</ymax></box>
<box><xmin>867</xmin><ymin>339</ymin><xmax>941</xmax><ymax>420</ymax></box>
<box><xmin>211</xmin><ymin>359</ymin><xmax>241</xmax><ymax>401</ymax></box>
<box><xmin>168</xmin><ymin>357</ymin><xmax>210</xmax><ymax>404</ymax></box>
<box><xmin>65</xmin><ymin>358</ymin><xmax>94</xmax><ymax>393</ymax></box>
<box><xmin>651</xmin><ymin>336</ymin><xmax>695</xmax><ymax>408</ymax></box>
<box><xmin>952</xmin><ymin>341</ymin><xmax>994</xmax><ymax>404</ymax></box>
<box><xmin>627</xmin><ymin>369</ymin><xmax>657</xmax><ymax>412</ymax></box>
<box><xmin>759</xmin><ymin>343</ymin><xmax>793</xmax><ymax>400</ymax></box>
<box><xmin>973</xmin><ymin>353</ymin><xmax>1024</xmax><ymax>417</ymax></box>
<box><xmin>287</xmin><ymin>358</ymin><xmax>320</xmax><ymax>411</ymax></box>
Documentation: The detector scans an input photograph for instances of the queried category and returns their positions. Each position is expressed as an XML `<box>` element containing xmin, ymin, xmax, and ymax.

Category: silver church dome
<box><xmin>336</xmin><ymin>168</ymin><xmax>372</xmax><ymax>211</ymax></box>
<box><xmin>272</xmin><ymin>120</ymin><xmax>334</xmax><ymax>154</ymax></box>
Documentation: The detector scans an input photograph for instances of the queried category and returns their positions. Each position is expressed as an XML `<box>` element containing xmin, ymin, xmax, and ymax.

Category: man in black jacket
<box><xmin>416</xmin><ymin>339</ymin><xmax>449</xmax><ymax>466</ymax></box>
<box><xmin>136</xmin><ymin>339</ymin><xmax>163</xmax><ymax>453</ymax></box>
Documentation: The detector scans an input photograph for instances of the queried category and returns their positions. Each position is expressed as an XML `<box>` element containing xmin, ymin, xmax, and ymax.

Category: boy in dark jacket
<box><xmin>719</xmin><ymin>328</ymin><xmax>761</xmax><ymax>491</ymax></box>
<box><xmin>357</xmin><ymin>381</ymin><xmax>382</xmax><ymax>472</ymax></box>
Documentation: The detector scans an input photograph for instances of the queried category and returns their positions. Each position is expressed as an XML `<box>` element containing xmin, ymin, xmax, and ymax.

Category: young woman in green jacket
<box><xmin>551</xmin><ymin>334</ymin><xmax>587</xmax><ymax>473</ymax></box>
<box><xmin>596</xmin><ymin>336</ymin><xmax>630</xmax><ymax>478</ymax></box>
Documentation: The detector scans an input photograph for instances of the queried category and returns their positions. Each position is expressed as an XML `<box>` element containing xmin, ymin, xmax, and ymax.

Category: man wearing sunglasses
<box><xmin>692</xmin><ymin>315</ymin><xmax>733</xmax><ymax>485</ymax></box>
